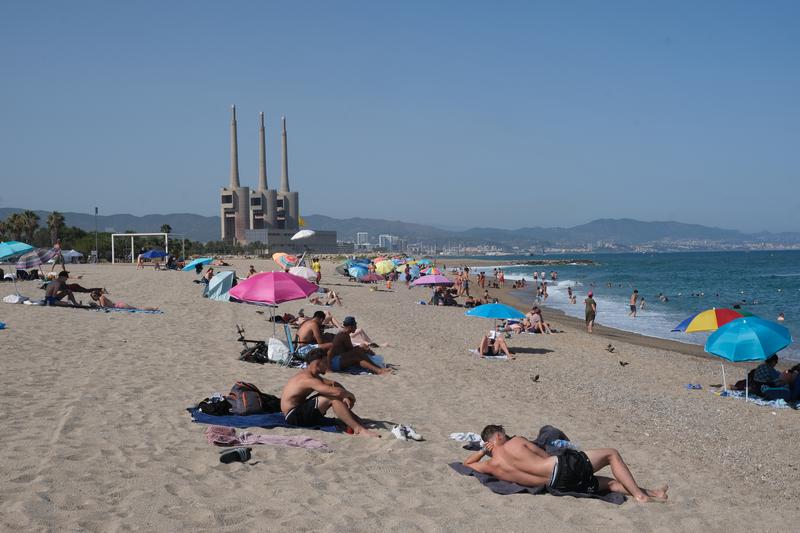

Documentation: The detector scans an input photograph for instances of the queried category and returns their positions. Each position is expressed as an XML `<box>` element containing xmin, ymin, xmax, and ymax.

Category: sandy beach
<box><xmin>1</xmin><ymin>259</ymin><xmax>798</xmax><ymax>532</ymax></box>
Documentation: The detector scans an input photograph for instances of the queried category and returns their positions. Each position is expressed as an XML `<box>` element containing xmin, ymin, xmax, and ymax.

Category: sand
<box><xmin>1</xmin><ymin>259</ymin><xmax>798</xmax><ymax>532</ymax></box>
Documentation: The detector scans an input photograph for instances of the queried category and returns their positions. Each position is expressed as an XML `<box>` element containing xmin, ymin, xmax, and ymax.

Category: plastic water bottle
<box><xmin>550</xmin><ymin>439</ymin><xmax>580</xmax><ymax>451</ymax></box>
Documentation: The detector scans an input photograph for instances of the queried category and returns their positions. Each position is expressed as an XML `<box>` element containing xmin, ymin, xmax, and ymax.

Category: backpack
<box><xmin>197</xmin><ymin>396</ymin><xmax>232</xmax><ymax>416</ymax></box>
<box><xmin>226</xmin><ymin>381</ymin><xmax>281</xmax><ymax>415</ymax></box>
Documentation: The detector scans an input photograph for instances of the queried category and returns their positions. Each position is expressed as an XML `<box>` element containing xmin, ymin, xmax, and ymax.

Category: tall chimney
<box><xmin>258</xmin><ymin>112</ymin><xmax>268</xmax><ymax>191</ymax></box>
<box><xmin>280</xmin><ymin>115</ymin><xmax>290</xmax><ymax>192</ymax></box>
<box><xmin>229</xmin><ymin>105</ymin><xmax>240</xmax><ymax>188</ymax></box>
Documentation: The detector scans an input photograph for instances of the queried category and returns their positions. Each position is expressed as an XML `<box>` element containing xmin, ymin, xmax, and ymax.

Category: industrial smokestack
<box><xmin>280</xmin><ymin>115</ymin><xmax>290</xmax><ymax>193</ymax></box>
<box><xmin>258</xmin><ymin>112</ymin><xmax>268</xmax><ymax>191</ymax></box>
<box><xmin>230</xmin><ymin>105</ymin><xmax>240</xmax><ymax>188</ymax></box>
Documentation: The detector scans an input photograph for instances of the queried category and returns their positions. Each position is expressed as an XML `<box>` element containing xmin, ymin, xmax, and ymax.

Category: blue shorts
<box><xmin>296</xmin><ymin>343</ymin><xmax>318</xmax><ymax>360</ymax></box>
<box><xmin>45</xmin><ymin>296</ymin><xmax>59</xmax><ymax>306</ymax></box>
<box><xmin>330</xmin><ymin>355</ymin><xmax>343</xmax><ymax>372</ymax></box>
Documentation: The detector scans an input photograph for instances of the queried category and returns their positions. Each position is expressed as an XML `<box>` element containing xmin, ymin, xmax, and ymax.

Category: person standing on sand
<box><xmin>585</xmin><ymin>291</ymin><xmax>597</xmax><ymax>333</ymax></box>
<box><xmin>280</xmin><ymin>348</ymin><xmax>380</xmax><ymax>437</ymax></box>
<box><xmin>629</xmin><ymin>290</ymin><xmax>639</xmax><ymax>317</ymax></box>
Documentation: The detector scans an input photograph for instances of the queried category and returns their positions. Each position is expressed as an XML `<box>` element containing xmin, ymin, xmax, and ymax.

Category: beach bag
<box><xmin>267</xmin><ymin>337</ymin><xmax>291</xmax><ymax>364</ymax></box>
<box><xmin>227</xmin><ymin>382</ymin><xmax>280</xmax><ymax>415</ymax></box>
<box><xmin>197</xmin><ymin>396</ymin><xmax>232</xmax><ymax>416</ymax></box>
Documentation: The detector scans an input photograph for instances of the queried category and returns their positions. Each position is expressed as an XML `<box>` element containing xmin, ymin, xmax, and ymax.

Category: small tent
<box><xmin>61</xmin><ymin>250</ymin><xmax>84</xmax><ymax>263</ymax></box>
<box><xmin>206</xmin><ymin>270</ymin><xmax>235</xmax><ymax>301</ymax></box>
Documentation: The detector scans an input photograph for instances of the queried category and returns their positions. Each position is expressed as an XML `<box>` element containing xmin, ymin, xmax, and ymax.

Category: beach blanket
<box><xmin>468</xmin><ymin>349</ymin><xmax>508</xmax><ymax>360</ymax></box>
<box><xmin>187</xmin><ymin>407</ymin><xmax>341</xmax><ymax>432</ymax></box>
<box><xmin>94</xmin><ymin>307</ymin><xmax>164</xmax><ymax>315</ymax></box>
<box><xmin>714</xmin><ymin>389</ymin><xmax>792</xmax><ymax>409</ymax></box>
<box><xmin>205</xmin><ymin>426</ymin><xmax>331</xmax><ymax>452</ymax></box>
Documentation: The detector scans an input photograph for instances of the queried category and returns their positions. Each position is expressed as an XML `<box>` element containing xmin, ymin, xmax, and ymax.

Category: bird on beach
<box><xmin>606</xmin><ymin>344</ymin><xmax>616</xmax><ymax>353</ymax></box>
<box><xmin>619</xmin><ymin>361</ymin><xmax>629</xmax><ymax>367</ymax></box>
<box><xmin>531</xmin><ymin>374</ymin><xmax>540</xmax><ymax>383</ymax></box>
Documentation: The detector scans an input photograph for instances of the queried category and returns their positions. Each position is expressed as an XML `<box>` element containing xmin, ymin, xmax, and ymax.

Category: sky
<box><xmin>1</xmin><ymin>1</ymin><xmax>799</xmax><ymax>233</ymax></box>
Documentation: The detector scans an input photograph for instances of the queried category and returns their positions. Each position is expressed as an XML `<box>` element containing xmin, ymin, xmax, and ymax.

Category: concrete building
<box><xmin>219</xmin><ymin>105</ymin><xmax>337</xmax><ymax>253</ymax></box>
<box><xmin>356</xmin><ymin>232</ymin><xmax>369</xmax><ymax>246</ymax></box>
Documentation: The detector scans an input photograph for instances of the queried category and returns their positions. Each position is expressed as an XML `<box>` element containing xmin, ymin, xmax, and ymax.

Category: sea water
<box><xmin>464</xmin><ymin>250</ymin><xmax>800</xmax><ymax>361</ymax></box>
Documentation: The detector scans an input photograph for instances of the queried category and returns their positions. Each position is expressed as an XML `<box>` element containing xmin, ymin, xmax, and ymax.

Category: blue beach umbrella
<box><xmin>206</xmin><ymin>270</ymin><xmax>235</xmax><ymax>301</ymax></box>
<box><xmin>466</xmin><ymin>303</ymin><xmax>526</xmax><ymax>320</ymax></box>
<box><xmin>416</xmin><ymin>258</ymin><xmax>433</xmax><ymax>266</ymax></box>
<box><xmin>704</xmin><ymin>317</ymin><xmax>792</xmax><ymax>395</ymax></box>
<box><xmin>348</xmin><ymin>265</ymin><xmax>368</xmax><ymax>279</ymax></box>
<box><xmin>0</xmin><ymin>241</ymin><xmax>34</xmax><ymax>260</ymax></box>
<box><xmin>142</xmin><ymin>249</ymin><xmax>167</xmax><ymax>259</ymax></box>
<box><xmin>705</xmin><ymin>317</ymin><xmax>791</xmax><ymax>363</ymax></box>
<box><xmin>182</xmin><ymin>257</ymin><xmax>213</xmax><ymax>272</ymax></box>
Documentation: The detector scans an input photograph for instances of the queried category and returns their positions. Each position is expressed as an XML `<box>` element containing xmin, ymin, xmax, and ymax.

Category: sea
<box><xmin>457</xmin><ymin>250</ymin><xmax>800</xmax><ymax>362</ymax></box>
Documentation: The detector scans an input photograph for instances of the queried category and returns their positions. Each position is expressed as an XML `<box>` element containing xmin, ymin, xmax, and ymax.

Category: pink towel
<box><xmin>205</xmin><ymin>426</ymin><xmax>331</xmax><ymax>452</ymax></box>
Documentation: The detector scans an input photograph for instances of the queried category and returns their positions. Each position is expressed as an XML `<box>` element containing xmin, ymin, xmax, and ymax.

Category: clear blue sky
<box><xmin>2</xmin><ymin>1</ymin><xmax>798</xmax><ymax>232</ymax></box>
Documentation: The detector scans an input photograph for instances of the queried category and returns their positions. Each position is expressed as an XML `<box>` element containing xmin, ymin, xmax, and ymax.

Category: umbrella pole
<box><xmin>721</xmin><ymin>363</ymin><xmax>727</xmax><ymax>392</ymax></box>
<box><xmin>745</xmin><ymin>374</ymin><xmax>749</xmax><ymax>403</ymax></box>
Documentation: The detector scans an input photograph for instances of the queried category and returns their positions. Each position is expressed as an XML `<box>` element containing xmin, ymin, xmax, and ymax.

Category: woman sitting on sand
<box><xmin>308</xmin><ymin>289</ymin><xmax>342</xmax><ymax>306</ymax></box>
<box><xmin>90</xmin><ymin>290</ymin><xmax>159</xmax><ymax>311</ymax></box>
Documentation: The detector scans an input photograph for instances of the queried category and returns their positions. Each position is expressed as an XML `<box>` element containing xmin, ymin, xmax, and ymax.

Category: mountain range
<box><xmin>2</xmin><ymin>207</ymin><xmax>799</xmax><ymax>248</ymax></box>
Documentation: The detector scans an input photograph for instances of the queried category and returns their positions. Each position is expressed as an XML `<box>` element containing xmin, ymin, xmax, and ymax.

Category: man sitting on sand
<box><xmin>478</xmin><ymin>330</ymin><xmax>513</xmax><ymax>358</ymax></box>
<box><xmin>44</xmin><ymin>271</ymin><xmax>79</xmax><ymax>306</ymax></box>
<box><xmin>328</xmin><ymin>316</ymin><xmax>391</xmax><ymax>374</ymax></box>
<box><xmin>280</xmin><ymin>348</ymin><xmax>380</xmax><ymax>437</ymax></box>
<box><xmin>295</xmin><ymin>310</ymin><xmax>336</xmax><ymax>359</ymax></box>
<box><xmin>464</xmin><ymin>425</ymin><xmax>668</xmax><ymax>503</ymax></box>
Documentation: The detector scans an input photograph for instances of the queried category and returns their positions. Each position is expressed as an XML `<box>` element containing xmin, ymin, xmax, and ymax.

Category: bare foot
<box><xmin>646</xmin><ymin>485</ymin><xmax>669</xmax><ymax>502</ymax></box>
<box><xmin>354</xmin><ymin>428</ymin><xmax>381</xmax><ymax>438</ymax></box>
<box><xmin>376</xmin><ymin>367</ymin><xmax>393</xmax><ymax>375</ymax></box>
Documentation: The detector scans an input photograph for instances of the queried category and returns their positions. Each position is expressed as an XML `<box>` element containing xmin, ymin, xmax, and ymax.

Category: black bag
<box><xmin>198</xmin><ymin>397</ymin><xmax>232</xmax><ymax>416</ymax></box>
<box><xmin>227</xmin><ymin>382</ymin><xmax>281</xmax><ymax>415</ymax></box>
<box><xmin>239</xmin><ymin>344</ymin><xmax>269</xmax><ymax>364</ymax></box>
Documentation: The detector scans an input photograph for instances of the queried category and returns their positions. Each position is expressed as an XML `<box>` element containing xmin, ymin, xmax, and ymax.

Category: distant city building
<box><xmin>356</xmin><ymin>232</ymin><xmax>369</xmax><ymax>245</ymax></box>
<box><xmin>218</xmin><ymin>105</ymin><xmax>337</xmax><ymax>252</ymax></box>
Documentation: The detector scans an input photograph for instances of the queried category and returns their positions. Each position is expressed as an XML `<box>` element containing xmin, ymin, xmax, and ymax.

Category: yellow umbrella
<box><xmin>374</xmin><ymin>260</ymin><xmax>396</xmax><ymax>275</ymax></box>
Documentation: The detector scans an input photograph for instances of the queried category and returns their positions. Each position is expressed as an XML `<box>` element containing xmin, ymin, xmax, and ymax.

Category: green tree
<box><xmin>21</xmin><ymin>210</ymin><xmax>40</xmax><ymax>243</ymax></box>
<box><xmin>0</xmin><ymin>219</ymin><xmax>7</xmax><ymax>240</ymax></box>
<box><xmin>160</xmin><ymin>224</ymin><xmax>172</xmax><ymax>234</ymax></box>
<box><xmin>47</xmin><ymin>211</ymin><xmax>66</xmax><ymax>245</ymax></box>
<box><xmin>4</xmin><ymin>213</ymin><xmax>26</xmax><ymax>241</ymax></box>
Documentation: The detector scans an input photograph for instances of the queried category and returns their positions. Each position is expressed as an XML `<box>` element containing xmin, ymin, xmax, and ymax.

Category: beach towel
<box><xmin>468</xmin><ymin>349</ymin><xmax>508</xmax><ymax>360</ymax></box>
<box><xmin>187</xmin><ymin>407</ymin><xmax>341</xmax><ymax>432</ymax></box>
<box><xmin>93</xmin><ymin>307</ymin><xmax>164</xmax><ymax>315</ymax></box>
<box><xmin>714</xmin><ymin>389</ymin><xmax>792</xmax><ymax>409</ymax></box>
<box><xmin>204</xmin><ymin>426</ymin><xmax>331</xmax><ymax>452</ymax></box>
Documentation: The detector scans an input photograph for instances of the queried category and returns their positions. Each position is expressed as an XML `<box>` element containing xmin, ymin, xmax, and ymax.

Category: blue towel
<box><xmin>187</xmin><ymin>407</ymin><xmax>341</xmax><ymax>432</ymax></box>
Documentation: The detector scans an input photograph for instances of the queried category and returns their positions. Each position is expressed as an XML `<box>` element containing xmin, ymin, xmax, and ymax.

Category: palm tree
<box><xmin>6</xmin><ymin>213</ymin><xmax>25</xmax><ymax>241</ymax></box>
<box><xmin>21</xmin><ymin>210</ymin><xmax>40</xmax><ymax>243</ymax></box>
<box><xmin>47</xmin><ymin>211</ymin><xmax>66</xmax><ymax>245</ymax></box>
<box><xmin>0</xmin><ymin>219</ymin><xmax>7</xmax><ymax>240</ymax></box>
<box><xmin>160</xmin><ymin>224</ymin><xmax>172</xmax><ymax>234</ymax></box>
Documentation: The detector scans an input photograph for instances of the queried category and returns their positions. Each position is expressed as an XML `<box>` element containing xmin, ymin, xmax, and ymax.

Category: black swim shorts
<box><xmin>548</xmin><ymin>449</ymin><xmax>599</xmax><ymax>494</ymax></box>
<box><xmin>284</xmin><ymin>396</ymin><xmax>325</xmax><ymax>427</ymax></box>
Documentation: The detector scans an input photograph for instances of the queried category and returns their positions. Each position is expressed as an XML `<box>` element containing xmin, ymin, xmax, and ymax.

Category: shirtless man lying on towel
<box><xmin>463</xmin><ymin>425</ymin><xmax>668</xmax><ymax>503</ymax></box>
<box><xmin>280</xmin><ymin>348</ymin><xmax>379</xmax><ymax>437</ymax></box>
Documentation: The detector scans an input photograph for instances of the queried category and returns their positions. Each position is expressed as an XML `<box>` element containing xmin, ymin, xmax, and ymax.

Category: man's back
<box><xmin>488</xmin><ymin>437</ymin><xmax>555</xmax><ymax>486</ymax></box>
<box><xmin>297</xmin><ymin>320</ymin><xmax>321</xmax><ymax>344</ymax></box>
<box><xmin>330</xmin><ymin>330</ymin><xmax>352</xmax><ymax>355</ymax></box>
<box><xmin>280</xmin><ymin>371</ymin><xmax>315</xmax><ymax>414</ymax></box>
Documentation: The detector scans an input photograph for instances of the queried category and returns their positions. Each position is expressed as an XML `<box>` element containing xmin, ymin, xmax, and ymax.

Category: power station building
<box><xmin>219</xmin><ymin>105</ymin><xmax>337</xmax><ymax>253</ymax></box>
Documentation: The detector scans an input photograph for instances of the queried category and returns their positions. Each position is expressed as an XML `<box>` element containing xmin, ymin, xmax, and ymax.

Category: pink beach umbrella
<box><xmin>421</xmin><ymin>267</ymin><xmax>443</xmax><ymax>276</ymax></box>
<box><xmin>229</xmin><ymin>271</ymin><xmax>318</xmax><ymax>305</ymax></box>
<box><xmin>411</xmin><ymin>274</ymin><xmax>454</xmax><ymax>287</ymax></box>
<box><xmin>359</xmin><ymin>272</ymin><xmax>384</xmax><ymax>283</ymax></box>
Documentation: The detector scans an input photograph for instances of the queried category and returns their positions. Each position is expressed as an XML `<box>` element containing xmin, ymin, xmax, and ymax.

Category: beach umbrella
<box><xmin>230</xmin><ymin>271</ymin><xmax>318</xmax><ymax>306</ymax></box>
<box><xmin>374</xmin><ymin>260</ymin><xmax>396</xmax><ymax>275</ymax></box>
<box><xmin>348</xmin><ymin>265</ymin><xmax>368</xmax><ymax>279</ymax></box>
<box><xmin>206</xmin><ymin>270</ymin><xmax>235</xmax><ymax>302</ymax></box>
<box><xmin>421</xmin><ymin>267</ymin><xmax>443</xmax><ymax>275</ymax></box>
<box><xmin>15</xmin><ymin>247</ymin><xmax>58</xmax><ymax>270</ymax></box>
<box><xmin>411</xmin><ymin>274</ymin><xmax>454</xmax><ymax>287</ymax></box>
<box><xmin>704</xmin><ymin>317</ymin><xmax>792</xmax><ymax>395</ymax></box>
<box><xmin>272</xmin><ymin>252</ymin><xmax>298</xmax><ymax>270</ymax></box>
<box><xmin>290</xmin><ymin>229</ymin><xmax>316</xmax><ymax>241</ymax></box>
<box><xmin>0</xmin><ymin>241</ymin><xmax>34</xmax><ymax>260</ymax></box>
<box><xmin>335</xmin><ymin>264</ymin><xmax>348</xmax><ymax>276</ymax></box>
<box><xmin>142</xmin><ymin>249</ymin><xmax>167</xmax><ymax>259</ymax></box>
<box><xmin>466</xmin><ymin>303</ymin><xmax>526</xmax><ymax>321</ymax></box>
<box><xmin>672</xmin><ymin>308</ymin><xmax>744</xmax><ymax>333</ymax></box>
<box><xmin>60</xmin><ymin>249</ymin><xmax>84</xmax><ymax>263</ymax></box>
<box><xmin>416</xmin><ymin>259</ymin><xmax>433</xmax><ymax>266</ymax></box>
<box><xmin>182</xmin><ymin>257</ymin><xmax>213</xmax><ymax>271</ymax></box>
<box><xmin>359</xmin><ymin>272</ymin><xmax>384</xmax><ymax>283</ymax></box>
<box><xmin>373</xmin><ymin>256</ymin><xmax>387</xmax><ymax>263</ymax></box>
<box><xmin>289</xmin><ymin>266</ymin><xmax>317</xmax><ymax>282</ymax></box>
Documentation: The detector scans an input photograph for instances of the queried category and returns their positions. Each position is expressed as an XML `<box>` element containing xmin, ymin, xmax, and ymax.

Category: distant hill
<box><xmin>3</xmin><ymin>208</ymin><xmax>799</xmax><ymax>247</ymax></box>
